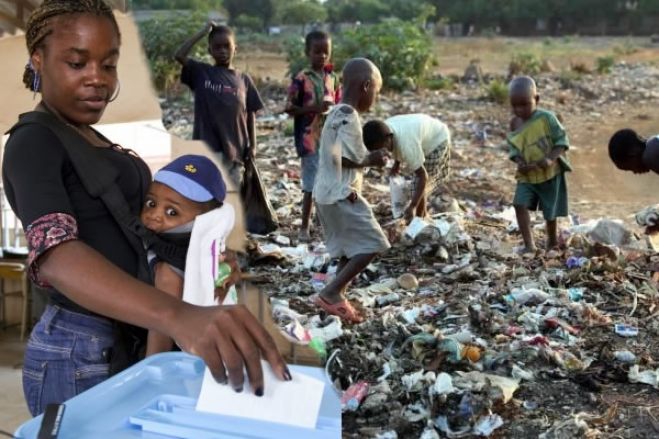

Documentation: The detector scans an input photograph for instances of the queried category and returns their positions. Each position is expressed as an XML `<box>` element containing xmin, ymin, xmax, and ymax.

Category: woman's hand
<box><xmin>173</xmin><ymin>303</ymin><xmax>291</xmax><ymax>395</ymax></box>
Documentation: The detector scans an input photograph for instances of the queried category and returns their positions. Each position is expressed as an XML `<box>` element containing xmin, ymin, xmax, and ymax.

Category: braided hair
<box><xmin>23</xmin><ymin>0</ymin><xmax>121</xmax><ymax>91</ymax></box>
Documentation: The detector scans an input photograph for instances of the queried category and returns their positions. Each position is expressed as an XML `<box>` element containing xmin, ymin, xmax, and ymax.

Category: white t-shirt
<box><xmin>313</xmin><ymin>104</ymin><xmax>368</xmax><ymax>205</ymax></box>
<box><xmin>386</xmin><ymin>114</ymin><xmax>451</xmax><ymax>171</ymax></box>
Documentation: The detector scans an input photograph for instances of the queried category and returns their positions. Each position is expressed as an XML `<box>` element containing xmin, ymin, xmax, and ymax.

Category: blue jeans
<box><xmin>22</xmin><ymin>305</ymin><xmax>114</xmax><ymax>416</ymax></box>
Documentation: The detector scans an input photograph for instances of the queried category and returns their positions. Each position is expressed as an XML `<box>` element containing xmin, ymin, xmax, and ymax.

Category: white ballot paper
<box><xmin>195</xmin><ymin>361</ymin><xmax>325</xmax><ymax>429</ymax></box>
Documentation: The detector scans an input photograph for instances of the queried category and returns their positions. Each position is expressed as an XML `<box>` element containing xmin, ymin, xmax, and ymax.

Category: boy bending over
<box><xmin>312</xmin><ymin>58</ymin><xmax>390</xmax><ymax>323</ymax></box>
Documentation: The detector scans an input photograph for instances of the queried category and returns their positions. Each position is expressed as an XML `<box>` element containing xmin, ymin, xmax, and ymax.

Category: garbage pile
<box><xmin>161</xmin><ymin>63</ymin><xmax>659</xmax><ymax>437</ymax></box>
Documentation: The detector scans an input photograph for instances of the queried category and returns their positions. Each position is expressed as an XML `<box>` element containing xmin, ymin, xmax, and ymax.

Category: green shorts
<box><xmin>513</xmin><ymin>173</ymin><xmax>568</xmax><ymax>221</ymax></box>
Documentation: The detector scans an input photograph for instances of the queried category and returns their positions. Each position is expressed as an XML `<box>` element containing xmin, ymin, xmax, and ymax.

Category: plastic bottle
<box><xmin>376</xmin><ymin>292</ymin><xmax>401</xmax><ymax>306</ymax></box>
<box><xmin>613</xmin><ymin>350</ymin><xmax>636</xmax><ymax>363</ymax></box>
<box><xmin>308</xmin><ymin>337</ymin><xmax>327</xmax><ymax>360</ymax></box>
<box><xmin>505</xmin><ymin>288</ymin><xmax>549</xmax><ymax>305</ymax></box>
<box><xmin>341</xmin><ymin>381</ymin><xmax>369</xmax><ymax>411</ymax></box>
<box><xmin>214</xmin><ymin>262</ymin><xmax>232</xmax><ymax>287</ymax></box>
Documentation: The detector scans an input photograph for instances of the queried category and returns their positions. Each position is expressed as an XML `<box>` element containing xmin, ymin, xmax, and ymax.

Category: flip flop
<box><xmin>312</xmin><ymin>294</ymin><xmax>364</xmax><ymax>324</ymax></box>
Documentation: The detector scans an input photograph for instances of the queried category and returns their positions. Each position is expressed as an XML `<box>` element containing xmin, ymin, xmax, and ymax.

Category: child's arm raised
<box><xmin>174</xmin><ymin>21</ymin><xmax>214</xmax><ymax>65</ymax></box>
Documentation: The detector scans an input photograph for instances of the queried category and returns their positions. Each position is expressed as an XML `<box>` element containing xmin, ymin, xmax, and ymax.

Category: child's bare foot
<box><xmin>514</xmin><ymin>245</ymin><xmax>537</xmax><ymax>255</ymax></box>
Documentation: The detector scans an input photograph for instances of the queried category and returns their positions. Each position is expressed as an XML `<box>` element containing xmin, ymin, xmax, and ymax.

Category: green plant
<box><xmin>333</xmin><ymin>19</ymin><xmax>434</xmax><ymax>91</ymax></box>
<box><xmin>284</xmin><ymin>19</ymin><xmax>435</xmax><ymax>91</ymax></box>
<box><xmin>486</xmin><ymin>79</ymin><xmax>508</xmax><ymax>105</ymax></box>
<box><xmin>509</xmin><ymin>53</ymin><xmax>541</xmax><ymax>76</ymax></box>
<box><xmin>613</xmin><ymin>39</ymin><xmax>639</xmax><ymax>56</ymax></box>
<box><xmin>137</xmin><ymin>13</ymin><xmax>209</xmax><ymax>94</ymax></box>
<box><xmin>596</xmin><ymin>55</ymin><xmax>615</xmax><ymax>74</ymax></box>
<box><xmin>234</xmin><ymin>14</ymin><xmax>264</xmax><ymax>33</ymax></box>
<box><xmin>423</xmin><ymin>76</ymin><xmax>455</xmax><ymax>91</ymax></box>
<box><xmin>558</xmin><ymin>70</ymin><xmax>582</xmax><ymax>88</ymax></box>
<box><xmin>284</xmin><ymin>36</ymin><xmax>306</xmax><ymax>78</ymax></box>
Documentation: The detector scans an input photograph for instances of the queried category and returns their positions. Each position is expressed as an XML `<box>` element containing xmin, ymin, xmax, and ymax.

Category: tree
<box><xmin>325</xmin><ymin>0</ymin><xmax>390</xmax><ymax>24</ymax></box>
<box><xmin>278</xmin><ymin>0</ymin><xmax>327</xmax><ymax>30</ymax></box>
<box><xmin>223</xmin><ymin>0</ymin><xmax>275</xmax><ymax>30</ymax></box>
<box><xmin>130</xmin><ymin>0</ymin><xmax>222</xmax><ymax>10</ymax></box>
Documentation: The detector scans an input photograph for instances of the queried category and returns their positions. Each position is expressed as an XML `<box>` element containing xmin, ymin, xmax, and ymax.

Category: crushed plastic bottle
<box><xmin>341</xmin><ymin>381</ymin><xmax>370</xmax><ymax>412</ymax></box>
<box><xmin>613</xmin><ymin>350</ymin><xmax>637</xmax><ymax>363</ymax></box>
<box><xmin>505</xmin><ymin>288</ymin><xmax>549</xmax><ymax>305</ymax></box>
<box><xmin>566</xmin><ymin>256</ymin><xmax>590</xmax><ymax>269</ymax></box>
<box><xmin>567</xmin><ymin>287</ymin><xmax>585</xmax><ymax>302</ymax></box>
<box><xmin>214</xmin><ymin>262</ymin><xmax>232</xmax><ymax>288</ymax></box>
<box><xmin>376</xmin><ymin>292</ymin><xmax>402</xmax><ymax>306</ymax></box>
<box><xmin>308</xmin><ymin>337</ymin><xmax>327</xmax><ymax>360</ymax></box>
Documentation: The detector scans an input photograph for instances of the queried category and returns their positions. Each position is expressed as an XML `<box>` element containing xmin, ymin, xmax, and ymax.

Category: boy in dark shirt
<box><xmin>175</xmin><ymin>22</ymin><xmax>264</xmax><ymax>187</ymax></box>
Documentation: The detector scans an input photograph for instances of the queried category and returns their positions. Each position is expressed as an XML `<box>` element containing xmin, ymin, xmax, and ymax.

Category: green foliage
<box><xmin>596</xmin><ymin>55</ymin><xmax>615</xmax><ymax>74</ymax></box>
<box><xmin>333</xmin><ymin>20</ymin><xmax>434</xmax><ymax>90</ymax></box>
<box><xmin>131</xmin><ymin>0</ymin><xmax>222</xmax><ymax>9</ymax></box>
<box><xmin>284</xmin><ymin>19</ymin><xmax>434</xmax><ymax>91</ymax></box>
<box><xmin>613</xmin><ymin>39</ymin><xmax>639</xmax><ymax>56</ymax></box>
<box><xmin>234</xmin><ymin>15</ymin><xmax>264</xmax><ymax>32</ymax></box>
<box><xmin>325</xmin><ymin>0</ymin><xmax>389</xmax><ymax>24</ymax></box>
<box><xmin>138</xmin><ymin>13</ymin><xmax>209</xmax><ymax>93</ymax></box>
<box><xmin>423</xmin><ymin>75</ymin><xmax>455</xmax><ymax>91</ymax></box>
<box><xmin>278</xmin><ymin>1</ymin><xmax>327</xmax><ymax>26</ymax></box>
<box><xmin>509</xmin><ymin>53</ymin><xmax>541</xmax><ymax>76</ymax></box>
<box><xmin>558</xmin><ymin>69</ymin><xmax>582</xmax><ymax>88</ymax></box>
<box><xmin>224</xmin><ymin>0</ymin><xmax>274</xmax><ymax>29</ymax></box>
<box><xmin>485</xmin><ymin>79</ymin><xmax>508</xmax><ymax>105</ymax></box>
<box><xmin>284</xmin><ymin>36</ymin><xmax>307</xmax><ymax>78</ymax></box>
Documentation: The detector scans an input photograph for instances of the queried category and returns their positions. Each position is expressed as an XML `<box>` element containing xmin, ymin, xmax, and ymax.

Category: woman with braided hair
<box><xmin>3</xmin><ymin>0</ymin><xmax>288</xmax><ymax>417</ymax></box>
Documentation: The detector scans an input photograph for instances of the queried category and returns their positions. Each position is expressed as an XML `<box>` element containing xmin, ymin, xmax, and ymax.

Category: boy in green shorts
<box><xmin>508</xmin><ymin>76</ymin><xmax>571</xmax><ymax>252</ymax></box>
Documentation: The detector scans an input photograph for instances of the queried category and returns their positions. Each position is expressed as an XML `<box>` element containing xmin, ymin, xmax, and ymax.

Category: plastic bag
<box><xmin>241</xmin><ymin>159</ymin><xmax>279</xmax><ymax>234</ymax></box>
<box><xmin>389</xmin><ymin>176</ymin><xmax>409</xmax><ymax>219</ymax></box>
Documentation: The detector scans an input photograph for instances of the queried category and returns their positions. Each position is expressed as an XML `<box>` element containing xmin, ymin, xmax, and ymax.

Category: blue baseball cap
<box><xmin>154</xmin><ymin>155</ymin><xmax>226</xmax><ymax>203</ymax></box>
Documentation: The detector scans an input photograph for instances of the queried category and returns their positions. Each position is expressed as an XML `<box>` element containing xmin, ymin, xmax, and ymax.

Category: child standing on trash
<box><xmin>508</xmin><ymin>76</ymin><xmax>572</xmax><ymax>253</ymax></box>
<box><xmin>141</xmin><ymin>155</ymin><xmax>240</xmax><ymax>355</ymax></box>
<box><xmin>285</xmin><ymin>31</ymin><xmax>342</xmax><ymax>242</ymax></box>
<box><xmin>312</xmin><ymin>58</ymin><xmax>391</xmax><ymax>324</ymax></box>
<box><xmin>175</xmin><ymin>22</ymin><xmax>264</xmax><ymax>187</ymax></box>
<box><xmin>362</xmin><ymin>114</ymin><xmax>452</xmax><ymax>222</ymax></box>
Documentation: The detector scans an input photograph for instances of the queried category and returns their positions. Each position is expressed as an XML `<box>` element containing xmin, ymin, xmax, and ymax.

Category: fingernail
<box><xmin>255</xmin><ymin>387</ymin><xmax>264</xmax><ymax>397</ymax></box>
<box><xmin>283</xmin><ymin>368</ymin><xmax>292</xmax><ymax>381</ymax></box>
<box><xmin>213</xmin><ymin>375</ymin><xmax>227</xmax><ymax>385</ymax></box>
<box><xmin>234</xmin><ymin>386</ymin><xmax>243</xmax><ymax>393</ymax></box>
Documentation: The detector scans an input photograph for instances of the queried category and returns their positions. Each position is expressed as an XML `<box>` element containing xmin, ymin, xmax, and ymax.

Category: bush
<box><xmin>138</xmin><ymin>13</ymin><xmax>209</xmax><ymax>94</ymax></box>
<box><xmin>596</xmin><ymin>55</ymin><xmax>615</xmax><ymax>74</ymax></box>
<box><xmin>486</xmin><ymin>79</ymin><xmax>508</xmax><ymax>105</ymax></box>
<box><xmin>284</xmin><ymin>19</ymin><xmax>435</xmax><ymax>91</ymax></box>
<box><xmin>335</xmin><ymin>19</ymin><xmax>434</xmax><ymax>91</ymax></box>
<box><xmin>509</xmin><ymin>53</ymin><xmax>542</xmax><ymax>76</ymax></box>
<box><xmin>284</xmin><ymin>36</ymin><xmax>307</xmax><ymax>78</ymax></box>
<box><xmin>423</xmin><ymin>75</ymin><xmax>456</xmax><ymax>91</ymax></box>
<box><xmin>234</xmin><ymin>15</ymin><xmax>263</xmax><ymax>33</ymax></box>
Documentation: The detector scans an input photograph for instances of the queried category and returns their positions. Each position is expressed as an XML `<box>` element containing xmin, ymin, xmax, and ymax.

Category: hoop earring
<box><xmin>107</xmin><ymin>80</ymin><xmax>120</xmax><ymax>103</ymax></box>
<box><xmin>28</xmin><ymin>59</ymin><xmax>40</xmax><ymax>99</ymax></box>
<box><xmin>32</xmin><ymin>72</ymin><xmax>40</xmax><ymax>100</ymax></box>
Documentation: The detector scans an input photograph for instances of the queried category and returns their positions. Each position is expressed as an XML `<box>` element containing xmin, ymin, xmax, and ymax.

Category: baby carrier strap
<box><xmin>10</xmin><ymin>111</ymin><xmax>156</xmax><ymax>282</ymax></box>
<box><xmin>8</xmin><ymin>112</ymin><xmax>186</xmax><ymax>374</ymax></box>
